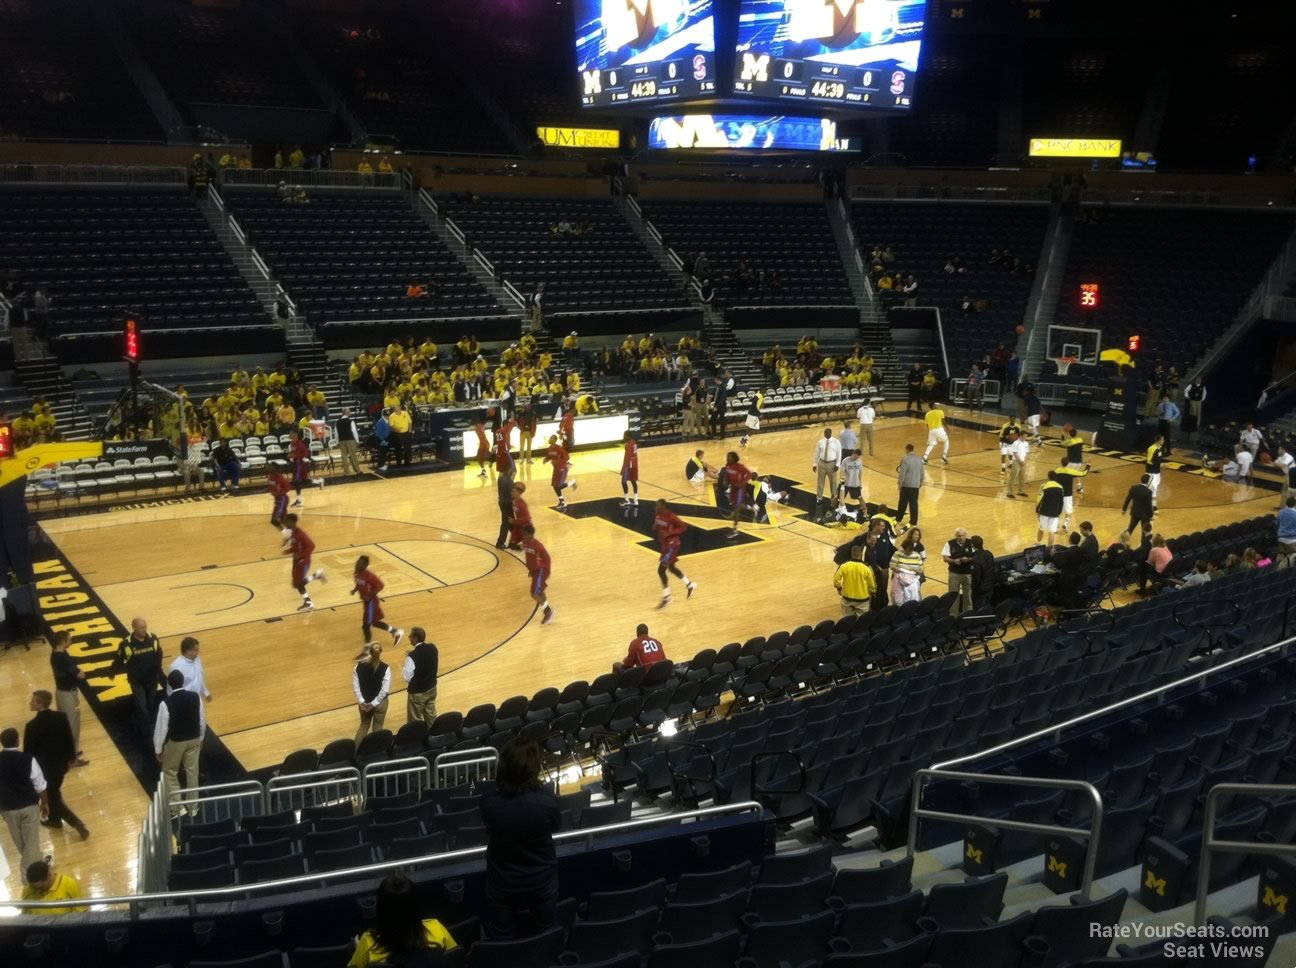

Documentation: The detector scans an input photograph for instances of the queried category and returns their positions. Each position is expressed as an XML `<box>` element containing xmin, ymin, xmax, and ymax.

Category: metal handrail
<box><xmin>501</xmin><ymin>280</ymin><xmax>526</xmax><ymax>310</ymax></box>
<box><xmin>473</xmin><ymin>248</ymin><xmax>497</xmax><ymax>278</ymax></box>
<box><xmin>320</xmin><ymin>313</ymin><xmax>509</xmax><ymax>327</ymax></box>
<box><xmin>222</xmin><ymin>168</ymin><xmax>401</xmax><ymax>191</ymax></box>
<box><xmin>445</xmin><ymin>217</ymin><xmax>466</xmax><ymax>246</ymax></box>
<box><xmin>8</xmin><ymin>800</ymin><xmax>764</xmax><ymax>915</ymax></box>
<box><xmin>417</xmin><ymin>187</ymin><xmax>439</xmax><ymax>218</ymax></box>
<box><xmin>1172</xmin><ymin>598</ymin><xmax>1243</xmax><ymax>632</ymax></box>
<box><xmin>931</xmin><ymin>633</ymin><xmax>1296</xmax><ymax>774</ymax></box>
<box><xmin>206</xmin><ymin>182</ymin><xmax>225</xmax><ymax>212</ymax></box>
<box><xmin>907</xmin><ymin>769</ymin><xmax>1106</xmax><ymax>899</ymax></box>
<box><xmin>1194</xmin><ymin>782</ymin><xmax>1296</xmax><ymax>924</ymax></box>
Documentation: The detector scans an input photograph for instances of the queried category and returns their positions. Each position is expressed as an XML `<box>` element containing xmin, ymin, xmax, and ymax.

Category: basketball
<box><xmin>1015</xmin><ymin>325</ymin><xmax>1026</xmax><ymax>335</ymax></box>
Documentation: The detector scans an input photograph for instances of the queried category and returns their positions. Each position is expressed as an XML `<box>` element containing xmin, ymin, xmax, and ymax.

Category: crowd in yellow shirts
<box><xmin>8</xmin><ymin>398</ymin><xmax>57</xmax><ymax>447</ymax></box>
<box><xmin>762</xmin><ymin>338</ymin><xmax>882</xmax><ymax>390</ymax></box>
<box><xmin>347</xmin><ymin>332</ymin><xmax>584</xmax><ymax>408</ymax></box>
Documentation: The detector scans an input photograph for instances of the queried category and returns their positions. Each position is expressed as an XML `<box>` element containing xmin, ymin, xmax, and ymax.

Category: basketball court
<box><xmin>1</xmin><ymin>407</ymin><xmax>1276</xmax><ymax>901</ymax></box>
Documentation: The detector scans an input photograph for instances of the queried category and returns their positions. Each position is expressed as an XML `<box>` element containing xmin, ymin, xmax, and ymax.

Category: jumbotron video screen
<box><xmin>576</xmin><ymin>0</ymin><xmax>718</xmax><ymax>108</ymax></box>
<box><xmin>733</xmin><ymin>0</ymin><xmax>926</xmax><ymax>109</ymax></box>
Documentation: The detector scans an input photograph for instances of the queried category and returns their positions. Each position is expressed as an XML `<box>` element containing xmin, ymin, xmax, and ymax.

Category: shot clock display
<box><xmin>576</xmin><ymin>0</ymin><xmax>718</xmax><ymax>108</ymax></box>
<box><xmin>733</xmin><ymin>0</ymin><xmax>927</xmax><ymax>109</ymax></box>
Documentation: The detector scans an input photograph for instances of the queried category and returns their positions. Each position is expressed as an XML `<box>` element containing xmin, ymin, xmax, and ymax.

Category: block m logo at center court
<box><xmin>559</xmin><ymin>497</ymin><xmax>763</xmax><ymax>555</ymax></box>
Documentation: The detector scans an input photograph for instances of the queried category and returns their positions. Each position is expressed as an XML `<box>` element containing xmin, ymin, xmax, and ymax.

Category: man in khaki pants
<box><xmin>0</xmin><ymin>727</ymin><xmax>49</xmax><ymax>879</ymax></box>
<box><xmin>1006</xmin><ymin>429</ymin><xmax>1030</xmax><ymax>499</ymax></box>
<box><xmin>153</xmin><ymin>671</ymin><xmax>205</xmax><ymax>818</ymax></box>
<box><xmin>49</xmin><ymin>632</ymin><xmax>89</xmax><ymax>767</ymax></box>
<box><xmin>402</xmin><ymin>628</ymin><xmax>439</xmax><ymax>723</ymax></box>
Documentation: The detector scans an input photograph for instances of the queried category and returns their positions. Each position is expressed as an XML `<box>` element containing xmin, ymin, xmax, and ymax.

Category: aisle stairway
<box><xmin>15</xmin><ymin>356</ymin><xmax>94</xmax><ymax>441</ymax></box>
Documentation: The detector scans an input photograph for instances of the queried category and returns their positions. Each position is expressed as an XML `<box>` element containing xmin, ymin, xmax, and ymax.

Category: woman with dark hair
<box><xmin>348</xmin><ymin>873</ymin><xmax>456</xmax><ymax>967</ymax></box>
<box><xmin>480</xmin><ymin>737</ymin><xmax>562</xmax><ymax>940</ymax></box>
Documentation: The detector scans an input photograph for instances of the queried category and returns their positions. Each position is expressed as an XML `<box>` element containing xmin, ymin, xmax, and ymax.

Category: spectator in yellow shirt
<box><xmin>639</xmin><ymin>334</ymin><xmax>654</xmax><ymax>355</ymax></box>
<box><xmin>566</xmin><ymin>372</ymin><xmax>581</xmax><ymax>393</ymax></box>
<box><xmin>563</xmin><ymin>331</ymin><xmax>580</xmax><ymax>351</ymax></box>
<box><xmin>21</xmin><ymin>861</ymin><xmax>86</xmax><ymax>915</ymax></box>
<box><xmin>576</xmin><ymin>393</ymin><xmax>599</xmax><ymax>415</ymax></box>
<box><xmin>288</xmin><ymin>145</ymin><xmax>305</xmax><ymax>169</ymax></box>
<box><xmin>378</xmin><ymin>156</ymin><xmax>394</xmax><ymax>174</ymax></box>
<box><xmin>348</xmin><ymin>875</ymin><xmax>456</xmax><ymax>967</ymax></box>
<box><xmin>306</xmin><ymin>387</ymin><xmax>328</xmax><ymax>417</ymax></box>
<box><xmin>357</xmin><ymin>160</ymin><xmax>374</xmax><ymax>175</ymax></box>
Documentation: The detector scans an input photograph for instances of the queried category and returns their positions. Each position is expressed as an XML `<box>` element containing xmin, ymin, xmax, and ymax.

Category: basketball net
<box><xmin>1055</xmin><ymin>357</ymin><xmax>1076</xmax><ymax>376</ymax></box>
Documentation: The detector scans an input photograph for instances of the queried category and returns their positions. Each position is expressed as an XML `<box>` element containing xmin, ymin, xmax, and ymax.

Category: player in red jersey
<box><xmin>351</xmin><ymin>554</ymin><xmax>404</xmax><ymax>655</ymax></box>
<box><xmin>507</xmin><ymin>481</ymin><xmax>532</xmax><ymax>549</ymax></box>
<box><xmin>520</xmin><ymin>524</ymin><xmax>554</xmax><ymax>624</ymax></box>
<box><xmin>472</xmin><ymin>417</ymin><xmax>491</xmax><ymax>478</ymax></box>
<box><xmin>495</xmin><ymin>417</ymin><xmax>517</xmax><ymax>477</ymax></box>
<box><xmin>620</xmin><ymin>430</ymin><xmax>640</xmax><ymax>508</ymax></box>
<box><xmin>542</xmin><ymin>434</ymin><xmax>578</xmax><ymax>509</ymax></box>
<box><xmin>267</xmin><ymin>466</ymin><xmax>292</xmax><ymax>529</ymax></box>
<box><xmin>288</xmin><ymin>429</ymin><xmax>322</xmax><ymax>507</ymax></box>
<box><xmin>720</xmin><ymin>451</ymin><xmax>752</xmax><ymax>539</ymax></box>
<box><xmin>653</xmin><ymin>499</ymin><xmax>697</xmax><ymax>607</ymax></box>
<box><xmin>281</xmin><ymin>513</ymin><xmax>326</xmax><ymax>610</ymax></box>
<box><xmin>559</xmin><ymin>401</ymin><xmax>576</xmax><ymax>449</ymax></box>
<box><xmin>614</xmin><ymin>623</ymin><xmax>668</xmax><ymax>672</ymax></box>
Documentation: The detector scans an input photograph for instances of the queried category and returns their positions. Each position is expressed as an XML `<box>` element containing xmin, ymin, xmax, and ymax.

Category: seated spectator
<box><xmin>1138</xmin><ymin>533</ymin><xmax>1173</xmax><ymax>593</ymax></box>
<box><xmin>1242</xmin><ymin>547</ymin><xmax>1270</xmax><ymax>569</ymax></box>
<box><xmin>406</xmin><ymin>282</ymin><xmax>428</xmax><ymax>298</ymax></box>
<box><xmin>1181</xmin><ymin>560</ymin><xmax>1211</xmax><ymax>586</ymax></box>
<box><xmin>357</xmin><ymin>159</ymin><xmax>374</xmax><ymax>175</ymax></box>
<box><xmin>349</xmin><ymin>874</ymin><xmax>457</xmax><ymax>967</ymax></box>
<box><xmin>881</xmin><ymin>245</ymin><xmax>895</xmax><ymax>265</ymax></box>
<box><xmin>211</xmin><ymin>438</ymin><xmax>240</xmax><ymax>494</ymax></box>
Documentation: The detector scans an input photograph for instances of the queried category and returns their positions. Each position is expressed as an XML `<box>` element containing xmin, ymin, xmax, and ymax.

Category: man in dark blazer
<box><xmin>24</xmin><ymin>691</ymin><xmax>89</xmax><ymax>840</ymax></box>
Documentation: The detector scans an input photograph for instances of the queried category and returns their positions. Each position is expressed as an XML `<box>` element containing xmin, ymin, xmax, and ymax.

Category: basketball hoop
<box><xmin>1054</xmin><ymin>356</ymin><xmax>1077</xmax><ymax>376</ymax></box>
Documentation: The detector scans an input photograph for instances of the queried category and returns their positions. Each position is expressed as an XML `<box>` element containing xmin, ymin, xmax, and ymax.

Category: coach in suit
<box><xmin>1123</xmin><ymin>474</ymin><xmax>1156</xmax><ymax>541</ymax></box>
<box><xmin>24</xmin><ymin>691</ymin><xmax>89</xmax><ymax>840</ymax></box>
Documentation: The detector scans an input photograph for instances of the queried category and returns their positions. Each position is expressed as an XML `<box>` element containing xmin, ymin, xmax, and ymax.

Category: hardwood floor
<box><xmin>0</xmin><ymin>408</ymin><xmax>1274</xmax><ymax>902</ymax></box>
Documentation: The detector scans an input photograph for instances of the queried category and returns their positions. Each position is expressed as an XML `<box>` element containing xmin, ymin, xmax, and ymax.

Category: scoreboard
<box><xmin>732</xmin><ymin>0</ymin><xmax>926</xmax><ymax>109</ymax></box>
<box><xmin>576</xmin><ymin>0</ymin><xmax>718</xmax><ymax>108</ymax></box>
